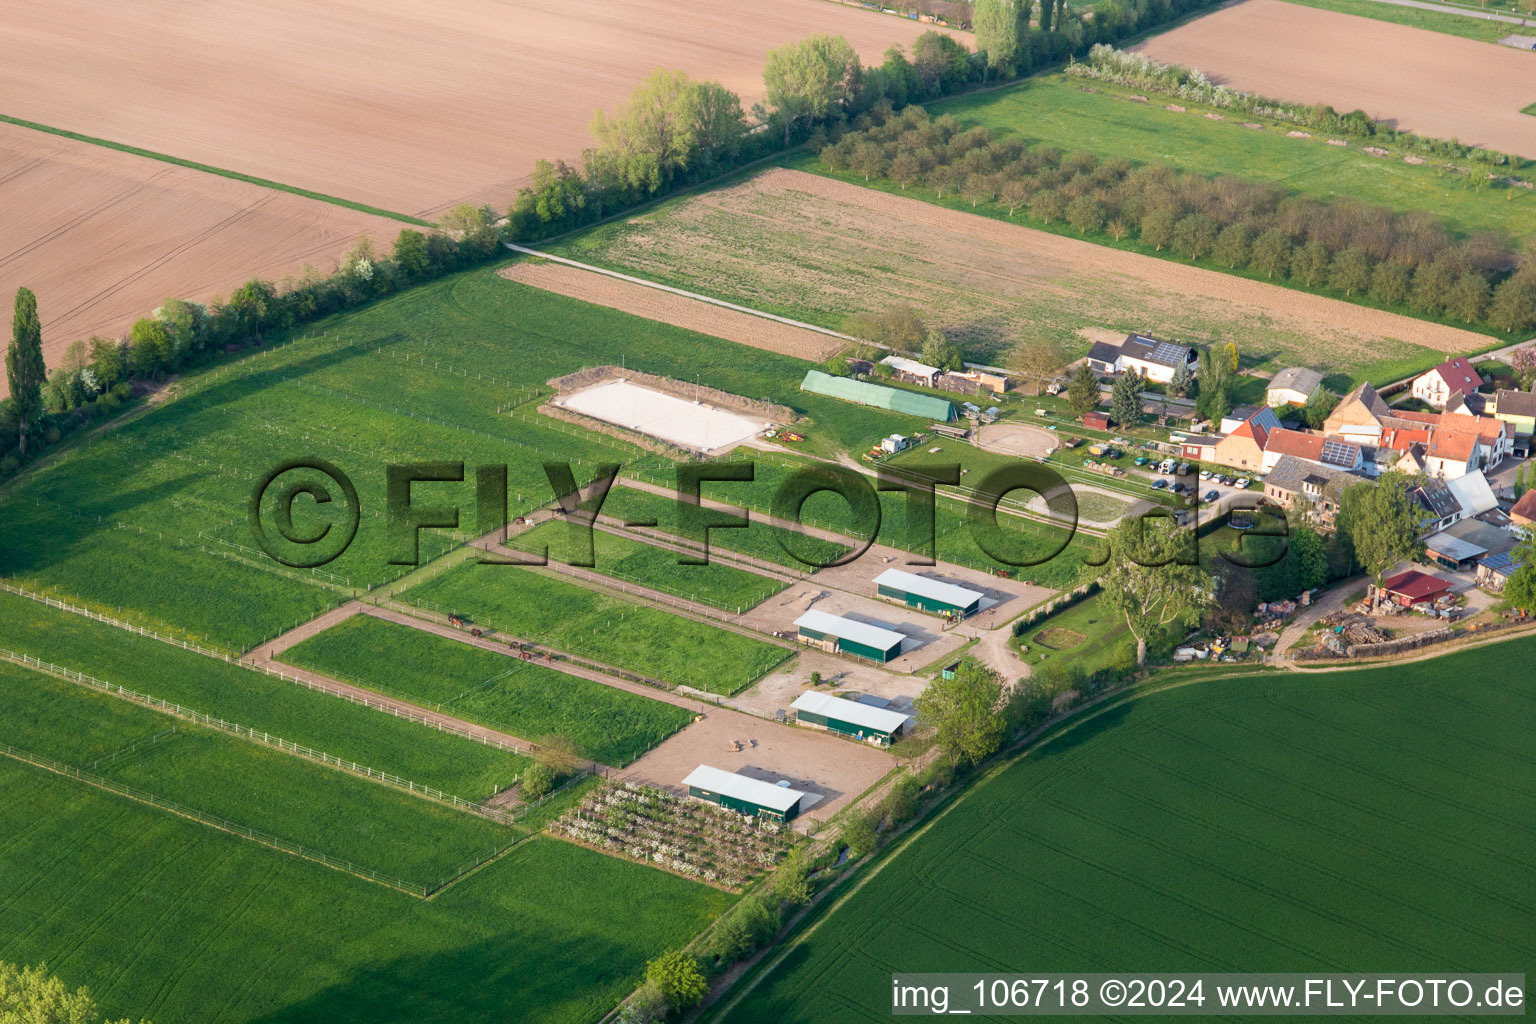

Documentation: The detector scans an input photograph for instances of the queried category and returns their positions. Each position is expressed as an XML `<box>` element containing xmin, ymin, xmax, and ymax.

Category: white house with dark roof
<box><xmin>1266</xmin><ymin>367</ymin><xmax>1324</xmax><ymax>407</ymax></box>
<box><xmin>1411</xmin><ymin>357</ymin><xmax>1483</xmax><ymax>409</ymax></box>
<box><xmin>1083</xmin><ymin>333</ymin><xmax>1198</xmax><ymax>385</ymax></box>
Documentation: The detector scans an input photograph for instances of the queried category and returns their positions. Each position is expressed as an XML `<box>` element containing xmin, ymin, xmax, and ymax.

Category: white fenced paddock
<box><xmin>556</xmin><ymin>380</ymin><xmax>771</xmax><ymax>454</ymax></box>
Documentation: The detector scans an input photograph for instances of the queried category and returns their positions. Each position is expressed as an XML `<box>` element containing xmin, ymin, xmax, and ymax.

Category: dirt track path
<box><xmin>1272</xmin><ymin>577</ymin><xmax>1366</xmax><ymax>665</ymax></box>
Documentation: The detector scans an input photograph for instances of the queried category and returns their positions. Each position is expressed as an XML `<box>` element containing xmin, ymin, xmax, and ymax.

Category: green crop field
<box><xmin>929</xmin><ymin>75</ymin><xmax>1536</xmax><ymax>242</ymax></box>
<box><xmin>1277</xmin><ymin>0</ymin><xmax>1516</xmax><ymax>42</ymax></box>
<box><xmin>0</xmin><ymin>662</ymin><xmax>516</xmax><ymax>887</ymax></box>
<box><xmin>403</xmin><ymin>561</ymin><xmax>791</xmax><ymax>694</ymax></box>
<box><xmin>0</xmin><ymin>754</ymin><xmax>726</xmax><ymax>1024</ymax></box>
<box><xmin>509</xmin><ymin>519</ymin><xmax>786</xmax><ymax>611</ymax></box>
<box><xmin>0</xmin><ymin>590</ymin><xmax>527</xmax><ymax>799</ymax></box>
<box><xmin>601</xmin><ymin>484</ymin><xmax>853</xmax><ymax>569</ymax></box>
<box><xmin>717</xmin><ymin>639</ymin><xmax>1536</xmax><ymax>1021</ymax></box>
<box><xmin>279</xmin><ymin>614</ymin><xmax>693</xmax><ymax>765</ymax></box>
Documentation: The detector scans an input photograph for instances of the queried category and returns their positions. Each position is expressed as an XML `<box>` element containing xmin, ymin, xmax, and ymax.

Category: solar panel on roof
<box><xmin>1150</xmin><ymin>341</ymin><xmax>1187</xmax><ymax>366</ymax></box>
<box><xmin>1319</xmin><ymin>440</ymin><xmax>1356</xmax><ymax>467</ymax></box>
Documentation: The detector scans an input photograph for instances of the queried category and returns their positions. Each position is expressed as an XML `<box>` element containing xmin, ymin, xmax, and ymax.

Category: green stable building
<box><xmin>873</xmin><ymin>568</ymin><xmax>984</xmax><ymax>618</ymax></box>
<box><xmin>793</xmin><ymin>609</ymin><xmax>905</xmax><ymax>663</ymax></box>
<box><xmin>799</xmin><ymin>370</ymin><xmax>957</xmax><ymax>422</ymax></box>
<box><xmin>683</xmin><ymin>765</ymin><xmax>806</xmax><ymax>821</ymax></box>
<box><xmin>791</xmin><ymin>691</ymin><xmax>911</xmax><ymax>746</ymax></box>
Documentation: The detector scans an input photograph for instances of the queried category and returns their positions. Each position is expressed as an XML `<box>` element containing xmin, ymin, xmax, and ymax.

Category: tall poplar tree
<box><xmin>7</xmin><ymin>287</ymin><xmax>45</xmax><ymax>455</ymax></box>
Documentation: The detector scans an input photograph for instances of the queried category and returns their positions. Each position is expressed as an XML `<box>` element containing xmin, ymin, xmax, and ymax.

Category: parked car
<box><xmin>1171</xmin><ymin>482</ymin><xmax>1186</xmax><ymax>494</ymax></box>
<box><xmin>1152</xmin><ymin>478</ymin><xmax>1169</xmax><ymax>489</ymax></box>
<box><xmin>1134</xmin><ymin>456</ymin><xmax>1148</xmax><ymax>466</ymax></box>
<box><xmin>1235</xmin><ymin>477</ymin><xmax>1251</xmax><ymax>489</ymax></box>
<box><xmin>1204</xmin><ymin>489</ymin><xmax>1220</xmax><ymax>502</ymax></box>
<box><xmin>1199</xmin><ymin>469</ymin><xmax>1212</xmax><ymax>479</ymax></box>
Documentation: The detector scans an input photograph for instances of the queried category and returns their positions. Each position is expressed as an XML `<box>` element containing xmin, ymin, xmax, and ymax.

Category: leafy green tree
<box><xmin>645</xmin><ymin>950</ymin><xmax>707</xmax><ymax>1012</ymax></box>
<box><xmin>974</xmin><ymin>0</ymin><xmax>1028</xmax><ymax>78</ymax></box>
<box><xmin>1291</xmin><ymin>239</ymin><xmax>1330</xmax><ymax>286</ymax></box>
<box><xmin>392</xmin><ymin>229</ymin><xmax>431</xmax><ymax>283</ymax></box>
<box><xmin>1139</xmin><ymin>207</ymin><xmax>1176</xmax><ymax>251</ymax></box>
<box><xmin>762</xmin><ymin>35</ymin><xmax>860</xmax><ymax>145</ymax></box>
<box><xmin>1028</xmin><ymin>187</ymin><xmax>1065</xmax><ymax>224</ymax></box>
<box><xmin>1110</xmin><ymin>369</ymin><xmax>1142</xmax><ymax>427</ymax></box>
<box><xmin>591</xmin><ymin>69</ymin><xmax>714</xmax><ymax>191</ymax></box>
<box><xmin>1098</xmin><ymin>517</ymin><xmax>1212</xmax><ymax>665</ymax></box>
<box><xmin>1299</xmin><ymin>388</ymin><xmax>1339</xmax><ymax>429</ymax></box>
<box><xmin>771</xmin><ymin>847</ymin><xmax>813</xmax><ymax>905</ymax></box>
<box><xmin>921</xmin><ymin>328</ymin><xmax>964</xmax><ymax>371</ymax></box>
<box><xmin>1067</xmin><ymin>363</ymin><xmax>1100</xmax><ymax>417</ymax></box>
<box><xmin>1249</xmin><ymin>228</ymin><xmax>1292</xmax><ymax>279</ymax></box>
<box><xmin>156</xmin><ymin>297</ymin><xmax>201</xmax><ymax>357</ymax></box>
<box><xmin>1502</xmin><ymin>532</ymin><xmax>1536</xmax><ymax>614</ymax></box>
<box><xmin>1410</xmin><ymin>260</ymin><xmax>1456</xmax><ymax>315</ymax></box>
<box><xmin>1369</xmin><ymin>259</ymin><xmax>1413</xmax><ymax>305</ymax></box>
<box><xmin>1290</xmin><ymin>524</ymin><xmax>1330</xmax><ymax>591</ymax></box>
<box><xmin>1065</xmin><ymin>194</ymin><xmax>1105</xmax><ymax>234</ymax></box>
<box><xmin>1193</xmin><ymin>347</ymin><xmax>1232</xmax><ymax>423</ymax></box>
<box><xmin>227</xmin><ymin>279</ymin><xmax>275</xmax><ymax>342</ymax></box>
<box><xmin>7</xmin><ymin>287</ymin><xmax>45</xmax><ymax>455</ymax></box>
<box><xmin>1008</xmin><ymin>339</ymin><xmax>1065</xmax><ymax>396</ymax></box>
<box><xmin>128</xmin><ymin>318</ymin><xmax>171</xmax><ymax>378</ymax></box>
<box><xmin>1169</xmin><ymin>358</ymin><xmax>1194</xmax><ymax>398</ymax></box>
<box><xmin>88</xmin><ymin>337</ymin><xmax>126</xmax><ymax>392</ymax></box>
<box><xmin>889</xmin><ymin>152</ymin><xmax>921</xmax><ymax>189</ymax></box>
<box><xmin>1330</xmin><ymin>247</ymin><xmax>1372</xmax><ymax>296</ymax></box>
<box><xmin>709</xmin><ymin>894</ymin><xmax>780</xmax><ymax>962</ymax></box>
<box><xmin>846</xmin><ymin>306</ymin><xmax>927</xmax><ymax>352</ymax></box>
<box><xmin>839</xmin><ymin>811</ymin><xmax>878</xmax><ymax>858</ymax></box>
<box><xmin>915</xmin><ymin>658</ymin><xmax>1006</xmax><ymax>767</ymax></box>
<box><xmin>1489</xmin><ymin>278</ymin><xmax>1536</xmax><ymax>334</ymax></box>
<box><xmin>1337</xmin><ymin>471</ymin><xmax>1422</xmax><ymax>582</ymax></box>
<box><xmin>439</xmin><ymin>202</ymin><xmax>501</xmax><ymax>256</ymax></box>
<box><xmin>0</xmin><ymin>960</ymin><xmax>148</xmax><ymax>1024</ymax></box>
<box><xmin>1213</xmin><ymin>222</ymin><xmax>1252</xmax><ymax>269</ymax></box>
<box><xmin>519</xmin><ymin>760</ymin><xmax>554</xmax><ymax>800</ymax></box>
<box><xmin>1172</xmin><ymin>212</ymin><xmax>1217</xmax><ymax>260</ymax></box>
<box><xmin>1447</xmin><ymin>271</ymin><xmax>1491</xmax><ymax>324</ymax></box>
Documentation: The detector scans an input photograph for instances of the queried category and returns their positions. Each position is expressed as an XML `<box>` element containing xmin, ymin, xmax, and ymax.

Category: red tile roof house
<box><xmin>1411</xmin><ymin>358</ymin><xmax>1483</xmax><ymax>410</ymax></box>
<box><xmin>1375</xmin><ymin>569</ymin><xmax>1454</xmax><ymax>608</ymax></box>
<box><xmin>1512</xmin><ymin>490</ymin><xmax>1536</xmax><ymax>530</ymax></box>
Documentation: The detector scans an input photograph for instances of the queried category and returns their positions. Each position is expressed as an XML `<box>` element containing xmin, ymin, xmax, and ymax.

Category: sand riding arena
<box><xmin>978</xmin><ymin>421</ymin><xmax>1060</xmax><ymax>458</ymax></box>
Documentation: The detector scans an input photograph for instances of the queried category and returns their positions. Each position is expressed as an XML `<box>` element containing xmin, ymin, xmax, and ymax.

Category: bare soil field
<box><xmin>0</xmin><ymin>0</ymin><xmax>958</xmax><ymax>219</ymax></box>
<box><xmin>1135</xmin><ymin>0</ymin><xmax>1536</xmax><ymax>161</ymax></box>
<box><xmin>555</xmin><ymin>167</ymin><xmax>1492</xmax><ymax>380</ymax></box>
<box><xmin>0</xmin><ymin>125</ymin><xmax>398</xmax><ymax>389</ymax></box>
<box><xmin>498</xmin><ymin>262</ymin><xmax>843</xmax><ymax>361</ymax></box>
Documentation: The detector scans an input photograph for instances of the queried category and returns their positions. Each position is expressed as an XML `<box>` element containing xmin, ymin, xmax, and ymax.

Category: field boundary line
<box><xmin>0</xmin><ymin>645</ymin><xmax>525</xmax><ymax>826</ymax></box>
<box><xmin>0</xmin><ymin>112</ymin><xmax>430</xmax><ymax>225</ymax></box>
<box><xmin>0</xmin><ymin>583</ymin><xmax>536</xmax><ymax>759</ymax></box>
<box><xmin>0</xmin><ymin>740</ymin><xmax>430</xmax><ymax>897</ymax></box>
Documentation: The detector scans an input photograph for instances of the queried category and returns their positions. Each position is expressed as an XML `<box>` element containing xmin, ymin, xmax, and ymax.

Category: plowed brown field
<box><xmin>553</xmin><ymin>168</ymin><xmax>1492</xmax><ymax>381</ymax></box>
<box><xmin>0</xmin><ymin>125</ymin><xmax>399</xmax><ymax>385</ymax></box>
<box><xmin>1135</xmin><ymin>0</ymin><xmax>1536</xmax><ymax>161</ymax></box>
<box><xmin>0</xmin><ymin>0</ymin><xmax>960</xmax><ymax>219</ymax></box>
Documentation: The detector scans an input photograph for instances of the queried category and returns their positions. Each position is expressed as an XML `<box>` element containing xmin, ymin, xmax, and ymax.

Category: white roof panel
<box><xmin>683</xmin><ymin>765</ymin><xmax>805</xmax><ymax>813</ymax></box>
<box><xmin>793</xmin><ymin>610</ymin><xmax>906</xmax><ymax>652</ymax></box>
<box><xmin>792</xmin><ymin>691</ymin><xmax>910</xmax><ymax>734</ymax></box>
<box><xmin>880</xmin><ymin>355</ymin><xmax>941</xmax><ymax>378</ymax></box>
<box><xmin>873</xmin><ymin>569</ymin><xmax>983</xmax><ymax>609</ymax></box>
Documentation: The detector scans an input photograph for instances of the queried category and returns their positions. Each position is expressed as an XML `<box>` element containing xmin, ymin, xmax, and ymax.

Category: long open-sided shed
<box><xmin>873</xmin><ymin>568</ymin><xmax>983</xmax><ymax>618</ymax></box>
<box><xmin>683</xmin><ymin>765</ymin><xmax>806</xmax><ymax>821</ymax></box>
<box><xmin>793</xmin><ymin>609</ymin><xmax>905</xmax><ymax>663</ymax></box>
<box><xmin>791</xmin><ymin>691</ymin><xmax>910</xmax><ymax>746</ymax></box>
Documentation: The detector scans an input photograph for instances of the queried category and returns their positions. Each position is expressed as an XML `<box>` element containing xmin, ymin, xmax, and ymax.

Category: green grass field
<box><xmin>929</xmin><ymin>74</ymin><xmax>1536</xmax><ymax>242</ymax></box>
<box><xmin>509</xmin><ymin>519</ymin><xmax>786</xmax><ymax>611</ymax></box>
<box><xmin>279</xmin><ymin>614</ymin><xmax>693</xmax><ymax>765</ymax></box>
<box><xmin>1277</xmin><ymin>0</ymin><xmax>1518</xmax><ymax>42</ymax></box>
<box><xmin>601</xmin><ymin>484</ymin><xmax>853</xmax><ymax>569</ymax></box>
<box><xmin>0</xmin><ymin>755</ymin><xmax>726</xmax><ymax>1024</ymax></box>
<box><xmin>1014</xmin><ymin>592</ymin><xmax>1135</xmax><ymax>675</ymax></box>
<box><xmin>403</xmin><ymin>561</ymin><xmax>791</xmax><ymax>694</ymax></box>
<box><xmin>717</xmin><ymin>639</ymin><xmax>1536</xmax><ymax>1021</ymax></box>
<box><xmin>0</xmin><ymin>662</ymin><xmax>516</xmax><ymax>887</ymax></box>
<box><xmin>0</xmin><ymin>590</ymin><xmax>527</xmax><ymax>799</ymax></box>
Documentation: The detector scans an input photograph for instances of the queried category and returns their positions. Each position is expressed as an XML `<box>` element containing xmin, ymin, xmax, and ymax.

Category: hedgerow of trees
<box><xmin>816</xmin><ymin>104</ymin><xmax>1536</xmax><ymax>336</ymax></box>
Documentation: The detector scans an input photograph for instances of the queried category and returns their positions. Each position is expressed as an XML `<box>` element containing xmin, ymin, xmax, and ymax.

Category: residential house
<box><xmin>1323</xmin><ymin>382</ymin><xmax>1394</xmax><ymax>442</ymax></box>
<box><xmin>1411</xmin><ymin>357</ymin><xmax>1483</xmax><ymax>409</ymax></box>
<box><xmin>1261</xmin><ymin>456</ymin><xmax>1355</xmax><ymax>522</ymax></box>
<box><xmin>1259</xmin><ymin>429</ymin><xmax>1363</xmax><ymax>474</ymax></box>
<box><xmin>1211</xmin><ymin>406</ymin><xmax>1280</xmax><ymax>473</ymax></box>
<box><xmin>1489</xmin><ymin>389</ymin><xmax>1536</xmax><ymax>455</ymax></box>
<box><xmin>1083</xmin><ymin>333</ymin><xmax>1199</xmax><ymax>385</ymax></box>
<box><xmin>1266</xmin><ymin>367</ymin><xmax>1324</xmax><ymax>407</ymax></box>
<box><xmin>1511</xmin><ymin>490</ymin><xmax>1536</xmax><ymax>530</ymax></box>
<box><xmin>1411</xmin><ymin>470</ymin><xmax>1498</xmax><ymax>532</ymax></box>
<box><xmin>1425</xmin><ymin>519</ymin><xmax>1516</xmax><ymax>572</ymax></box>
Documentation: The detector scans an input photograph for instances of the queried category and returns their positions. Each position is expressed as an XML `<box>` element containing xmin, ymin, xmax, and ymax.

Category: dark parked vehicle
<box><xmin>1205</xmin><ymin>489</ymin><xmax>1220</xmax><ymax>501</ymax></box>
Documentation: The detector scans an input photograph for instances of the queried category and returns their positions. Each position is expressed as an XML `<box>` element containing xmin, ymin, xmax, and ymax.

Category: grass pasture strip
<box><xmin>930</xmin><ymin>74</ymin><xmax>1536</xmax><ymax>242</ymax></box>
<box><xmin>509</xmin><ymin>520</ymin><xmax>787</xmax><ymax>611</ymax></box>
<box><xmin>403</xmin><ymin>563</ymin><xmax>790</xmax><ymax>695</ymax></box>
<box><xmin>0</xmin><ymin>112</ymin><xmax>429</xmax><ymax>223</ymax></box>
<box><xmin>0</xmin><ymin>588</ymin><xmax>526</xmax><ymax>800</ymax></box>
<box><xmin>0</xmin><ymin>662</ymin><xmax>519</xmax><ymax>889</ymax></box>
<box><xmin>0</xmin><ymin>759</ymin><xmax>727</xmax><ymax>1024</ymax></box>
<box><xmin>279</xmin><ymin>615</ymin><xmax>694</xmax><ymax>766</ymax></box>
<box><xmin>718</xmin><ymin>641</ymin><xmax>1536</xmax><ymax>1022</ymax></box>
<box><xmin>603</xmin><ymin>485</ymin><xmax>853</xmax><ymax>569</ymax></box>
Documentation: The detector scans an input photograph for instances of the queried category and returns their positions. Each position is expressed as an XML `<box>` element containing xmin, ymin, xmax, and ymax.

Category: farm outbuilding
<box><xmin>873</xmin><ymin>568</ymin><xmax>983</xmax><ymax>618</ymax></box>
<box><xmin>793</xmin><ymin>609</ymin><xmax>905</xmax><ymax>662</ymax></box>
<box><xmin>683</xmin><ymin>765</ymin><xmax>805</xmax><ymax>822</ymax></box>
<box><xmin>800</xmin><ymin>370</ymin><xmax>956</xmax><ymax>421</ymax></box>
<box><xmin>791</xmin><ymin>691</ymin><xmax>911</xmax><ymax>746</ymax></box>
<box><xmin>1375</xmin><ymin>569</ymin><xmax>1453</xmax><ymax>608</ymax></box>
